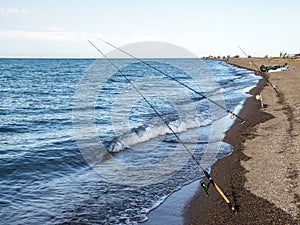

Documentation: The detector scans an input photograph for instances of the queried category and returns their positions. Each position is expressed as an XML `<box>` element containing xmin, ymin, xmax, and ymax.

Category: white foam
<box><xmin>111</xmin><ymin>116</ymin><xmax>213</xmax><ymax>152</ymax></box>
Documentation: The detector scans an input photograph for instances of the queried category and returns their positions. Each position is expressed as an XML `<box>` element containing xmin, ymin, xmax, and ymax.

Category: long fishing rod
<box><xmin>96</xmin><ymin>37</ymin><xmax>248</xmax><ymax>125</ymax></box>
<box><xmin>88</xmin><ymin>40</ymin><xmax>236</xmax><ymax>212</ymax></box>
<box><xmin>238</xmin><ymin>45</ymin><xmax>279</xmax><ymax>94</ymax></box>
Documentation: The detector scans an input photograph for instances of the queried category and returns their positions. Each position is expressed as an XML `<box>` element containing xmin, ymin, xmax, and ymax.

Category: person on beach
<box><xmin>226</xmin><ymin>55</ymin><xmax>230</xmax><ymax>63</ymax></box>
<box><xmin>260</xmin><ymin>63</ymin><xmax>289</xmax><ymax>72</ymax></box>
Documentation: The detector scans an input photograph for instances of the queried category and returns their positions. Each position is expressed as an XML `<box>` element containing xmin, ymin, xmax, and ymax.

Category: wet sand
<box><xmin>185</xmin><ymin>58</ymin><xmax>300</xmax><ymax>224</ymax></box>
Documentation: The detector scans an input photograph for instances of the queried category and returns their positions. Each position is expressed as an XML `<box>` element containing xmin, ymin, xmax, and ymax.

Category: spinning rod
<box><xmin>88</xmin><ymin>40</ymin><xmax>236</xmax><ymax>212</ymax></box>
<box><xmin>95</xmin><ymin>37</ymin><xmax>249</xmax><ymax>125</ymax></box>
<box><xmin>238</xmin><ymin>45</ymin><xmax>279</xmax><ymax>94</ymax></box>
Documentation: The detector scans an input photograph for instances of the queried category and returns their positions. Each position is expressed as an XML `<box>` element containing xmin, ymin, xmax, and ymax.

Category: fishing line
<box><xmin>88</xmin><ymin>40</ymin><xmax>236</xmax><ymax>212</ymax></box>
<box><xmin>95</xmin><ymin>37</ymin><xmax>249</xmax><ymax>125</ymax></box>
<box><xmin>237</xmin><ymin>45</ymin><xmax>279</xmax><ymax>94</ymax></box>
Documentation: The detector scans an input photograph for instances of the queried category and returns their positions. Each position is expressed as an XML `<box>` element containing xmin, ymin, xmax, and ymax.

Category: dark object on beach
<box><xmin>260</xmin><ymin>65</ymin><xmax>267</xmax><ymax>72</ymax></box>
<box><xmin>260</xmin><ymin>63</ymin><xmax>288</xmax><ymax>72</ymax></box>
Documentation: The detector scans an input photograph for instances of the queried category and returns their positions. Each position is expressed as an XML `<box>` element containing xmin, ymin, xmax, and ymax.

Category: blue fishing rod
<box><xmin>88</xmin><ymin>40</ymin><xmax>236</xmax><ymax>213</ymax></box>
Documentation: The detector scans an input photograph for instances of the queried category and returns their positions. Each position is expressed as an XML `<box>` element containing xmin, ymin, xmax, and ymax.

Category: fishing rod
<box><xmin>88</xmin><ymin>40</ymin><xmax>236</xmax><ymax>212</ymax></box>
<box><xmin>95</xmin><ymin>37</ymin><xmax>249</xmax><ymax>125</ymax></box>
<box><xmin>238</xmin><ymin>45</ymin><xmax>279</xmax><ymax>94</ymax></box>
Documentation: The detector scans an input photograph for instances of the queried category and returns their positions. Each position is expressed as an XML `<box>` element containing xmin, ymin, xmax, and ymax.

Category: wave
<box><xmin>110</xmin><ymin>116</ymin><xmax>213</xmax><ymax>153</ymax></box>
<box><xmin>0</xmin><ymin>126</ymin><xmax>25</xmax><ymax>133</ymax></box>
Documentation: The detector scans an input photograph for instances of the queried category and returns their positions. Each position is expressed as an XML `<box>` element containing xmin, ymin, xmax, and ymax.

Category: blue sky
<box><xmin>0</xmin><ymin>0</ymin><xmax>299</xmax><ymax>58</ymax></box>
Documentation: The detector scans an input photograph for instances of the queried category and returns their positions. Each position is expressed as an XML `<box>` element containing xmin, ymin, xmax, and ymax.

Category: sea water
<box><xmin>0</xmin><ymin>58</ymin><xmax>260</xmax><ymax>224</ymax></box>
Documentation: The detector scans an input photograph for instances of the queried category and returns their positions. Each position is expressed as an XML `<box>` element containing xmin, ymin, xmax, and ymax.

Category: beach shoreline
<box><xmin>184</xmin><ymin>58</ymin><xmax>300</xmax><ymax>224</ymax></box>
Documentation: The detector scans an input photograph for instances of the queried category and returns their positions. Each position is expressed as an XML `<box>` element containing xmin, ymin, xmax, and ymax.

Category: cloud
<box><xmin>0</xmin><ymin>30</ymin><xmax>74</xmax><ymax>41</ymax></box>
<box><xmin>0</xmin><ymin>30</ymin><xmax>107</xmax><ymax>44</ymax></box>
<box><xmin>0</xmin><ymin>8</ymin><xmax>29</xmax><ymax>16</ymax></box>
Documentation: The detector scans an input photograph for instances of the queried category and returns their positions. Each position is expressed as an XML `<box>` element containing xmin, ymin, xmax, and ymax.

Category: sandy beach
<box><xmin>185</xmin><ymin>58</ymin><xmax>300</xmax><ymax>224</ymax></box>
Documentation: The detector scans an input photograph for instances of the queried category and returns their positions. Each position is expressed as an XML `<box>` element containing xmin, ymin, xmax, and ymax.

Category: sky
<box><xmin>0</xmin><ymin>0</ymin><xmax>299</xmax><ymax>58</ymax></box>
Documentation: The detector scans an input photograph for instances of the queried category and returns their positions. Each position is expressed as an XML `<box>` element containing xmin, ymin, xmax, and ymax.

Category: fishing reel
<box><xmin>200</xmin><ymin>179</ymin><xmax>211</xmax><ymax>197</ymax></box>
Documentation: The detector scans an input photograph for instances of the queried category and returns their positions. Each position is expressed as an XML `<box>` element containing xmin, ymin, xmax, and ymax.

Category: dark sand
<box><xmin>185</xmin><ymin>58</ymin><xmax>300</xmax><ymax>225</ymax></box>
